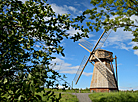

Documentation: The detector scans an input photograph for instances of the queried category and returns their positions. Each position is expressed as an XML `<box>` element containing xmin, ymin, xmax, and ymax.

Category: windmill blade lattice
<box><xmin>79</xmin><ymin>39</ymin><xmax>93</xmax><ymax>52</ymax></box>
<box><xmin>74</xmin><ymin>55</ymin><xmax>88</xmax><ymax>83</ymax></box>
<box><xmin>97</xmin><ymin>29</ymin><xmax>112</xmax><ymax>49</ymax></box>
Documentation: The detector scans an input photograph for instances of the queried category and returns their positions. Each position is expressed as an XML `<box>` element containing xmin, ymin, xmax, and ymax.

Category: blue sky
<box><xmin>21</xmin><ymin>0</ymin><xmax>138</xmax><ymax>90</ymax></box>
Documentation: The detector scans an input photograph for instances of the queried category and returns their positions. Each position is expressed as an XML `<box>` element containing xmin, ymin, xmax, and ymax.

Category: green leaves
<box><xmin>3</xmin><ymin>78</ymin><xmax>8</xmax><ymax>84</ymax></box>
<box><xmin>30</xmin><ymin>84</ymin><xmax>35</xmax><ymax>93</ymax></box>
<box><xmin>18</xmin><ymin>95</ymin><xmax>25</xmax><ymax>101</ymax></box>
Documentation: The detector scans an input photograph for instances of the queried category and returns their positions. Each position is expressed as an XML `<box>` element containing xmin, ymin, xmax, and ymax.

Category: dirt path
<box><xmin>72</xmin><ymin>93</ymin><xmax>92</xmax><ymax>102</ymax></box>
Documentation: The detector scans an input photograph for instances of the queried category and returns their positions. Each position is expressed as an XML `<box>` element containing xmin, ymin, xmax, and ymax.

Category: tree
<box><xmin>81</xmin><ymin>0</ymin><xmax>138</xmax><ymax>49</ymax></box>
<box><xmin>0</xmin><ymin>0</ymin><xmax>88</xmax><ymax>101</ymax></box>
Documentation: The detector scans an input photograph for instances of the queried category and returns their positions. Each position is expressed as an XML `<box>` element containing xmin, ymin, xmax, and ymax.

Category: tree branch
<box><xmin>129</xmin><ymin>0</ymin><xmax>138</xmax><ymax>6</ymax></box>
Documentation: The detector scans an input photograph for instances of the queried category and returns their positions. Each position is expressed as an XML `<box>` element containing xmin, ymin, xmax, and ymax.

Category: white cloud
<box><xmin>64</xmin><ymin>5</ymin><xmax>77</xmax><ymax>13</ymax></box>
<box><xmin>83</xmin><ymin>72</ymin><xmax>93</xmax><ymax>76</ymax></box>
<box><xmin>130</xmin><ymin>15</ymin><xmax>138</xmax><ymax>26</ymax></box>
<box><xmin>51</xmin><ymin>57</ymin><xmax>79</xmax><ymax>71</ymax></box>
<box><xmin>113</xmin><ymin>43</ymin><xmax>131</xmax><ymax>51</ymax></box>
<box><xmin>35</xmin><ymin>44</ymin><xmax>40</xmax><ymax>48</ymax></box>
<box><xmin>103</xmin><ymin>28</ymin><xmax>137</xmax><ymax>51</ymax></box>
<box><xmin>51</xmin><ymin>57</ymin><xmax>92</xmax><ymax>76</ymax></box>
<box><xmin>105</xmin><ymin>29</ymin><xmax>138</xmax><ymax>56</ymax></box>
<box><xmin>51</xmin><ymin>3</ymin><xmax>82</xmax><ymax>15</ymax></box>
<box><xmin>51</xmin><ymin>4</ymin><xmax>69</xmax><ymax>14</ymax></box>
<box><xmin>134</xmin><ymin>50</ymin><xmax>138</xmax><ymax>56</ymax></box>
<box><xmin>129</xmin><ymin>42</ymin><xmax>138</xmax><ymax>47</ymax></box>
<box><xmin>119</xmin><ymin>86</ymin><xmax>138</xmax><ymax>91</ymax></box>
<box><xmin>60</xmin><ymin>70</ymin><xmax>77</xmax><ymax>74</ymax></box>
<box><xmin>88</xmin><ymin>34</ymin><xmax>95</xmax><ymax>38</ymax></box>
<box><xmin>100</xmin><ymin>14</ymin><xmax>137</xmax><ymax>52</ymax></box>
<box><xmin>108</xmin><ymin>29</ymin><xmax>133</xmax><ymax>43</ymax></box>
<box><xmin>60</xmin><ymin>70</ymin><xmax>92</xmax><ymax>76</ymax></box>
<box><xmin>66</xmin><ymin>27</ymin><xmax>83</xmax><ymax>36</ymax></box>
<box><xmin>69</xmin><ymin>6</ymin><xmax>76</xmax><ymax>12</ymax></box>
<box><xmin>101</xmin><ymin>15</ymin><xmax>138</xmax><ymax>54</ymax></box>
<box><xmin>57</xmin><ymin>85</ymin><xmax>65</xmax><ymax>89</ymax></box>
<box><xmin>66</xmin><ymin>27</ymin><xmax>95</xmax><ymax>38</ymax></box>
<box><xmin>19</xmin><ymin>0</ymin><xmax>26</xmax><ymax>3</ymax></box>
<box><xmin>118</xmin><ymin>63</ymin><xmax>122</xmax><ymax>66</ymax></box>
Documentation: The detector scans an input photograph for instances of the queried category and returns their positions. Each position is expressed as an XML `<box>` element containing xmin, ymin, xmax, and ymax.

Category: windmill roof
<box><xmin>96</xmin><ymin>49</ymin><xmax>113</xmax><ymax>53</ymax></box>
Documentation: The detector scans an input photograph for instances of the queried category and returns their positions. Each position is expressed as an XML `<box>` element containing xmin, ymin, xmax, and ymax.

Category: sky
<box><xmin>21</xmin><ymin>0</ymin><xmax>138</xmax><ymax>90</ymax></box>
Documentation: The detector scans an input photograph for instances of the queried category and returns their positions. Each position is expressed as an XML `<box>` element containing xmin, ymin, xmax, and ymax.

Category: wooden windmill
<box><xmin>74</xmin><ymin>30</ymin><xmax>118</xmax><ymax>92</ymax></box>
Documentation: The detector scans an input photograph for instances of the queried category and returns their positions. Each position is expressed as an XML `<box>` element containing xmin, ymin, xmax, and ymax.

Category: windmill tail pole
<box><xmin>75</xmin><ymin>30</ymin><xmax>106</xmax><ymax>85</ymax></box>
<box><xmin>115</xmin><ymin>55</ymin><xmax>118</xmax><ymax>90</ymax></box>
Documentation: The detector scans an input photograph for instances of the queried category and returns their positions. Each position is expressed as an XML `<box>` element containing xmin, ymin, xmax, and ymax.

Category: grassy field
<box><xmin>36</xmin><ymin>89</ymin><xmax>79</xmax><ymax>102</ymax></box>
<box><xmin>3</xmin><ymin>87</ymin><xmax>138</xmax><ymax>101</ymax></box>
<box><xmin>44</xmin><ymin>89</ymin><xmax>138</xmax><ymax>102</ymax></box>
<box><xmin>58</xmin><ymin>94</ymin><xmax>78</xmax><ymax>102</ymax></box>
<box><xmin>89</xmin><ymin>91</ymin><xmax>138</xmax><ymax>102</ymax></box>
<box><xmin>42</xmin><ymin>93</ymin><xmax>79</xmax><ymax>102</ymax></box>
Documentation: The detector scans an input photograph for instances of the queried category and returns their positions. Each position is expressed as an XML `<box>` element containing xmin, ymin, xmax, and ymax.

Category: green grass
<box><xmin>35</xmin><ymin>89</ymin><xmax>79</xmax><ymax>102</ymax></box>
<box><xmin>36</xmin><ymin>92</ymin><xmax>78</xmax><ymax>102</ymax></box>
<box><xmin>59</xmin><ymin>94</ymin><xmax>78</xmax><ymax>102</ymax></box>
<box><xmin>89</xmin><ymin>91</ymin><xmax>138</xmax><ymax>102</ymax></box>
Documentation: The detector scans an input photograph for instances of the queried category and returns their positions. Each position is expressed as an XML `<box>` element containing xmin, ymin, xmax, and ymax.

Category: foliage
<box><xmin>81</xmin><ymin>0</ymin><xmax>138</xmax><ymax>49</ymax></box>
<box><xmin>30</xmin><ymin>90</ymin><xmax>79</xmax><ymax>102</ymax></box>
<box><xmin>89</xmin><ymin>91</ymin><xmax>138</xmax><ymax>102</ymax></box>
<box><xmin>0</xmin><ymin>0</ymin><xmax>89</xmax><ymax>101</ymax></box>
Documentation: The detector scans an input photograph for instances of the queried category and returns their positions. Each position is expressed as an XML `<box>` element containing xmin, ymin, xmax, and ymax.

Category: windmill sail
<box><xmin>97</xmin><ymin>29</ymin><xmax>112</xmax><ymax>49</ymax></box>
<box><xmin>79</xmin><ymin>39</ymin><xmax>93</xmax><ymax>53</ymax></box>
<box><xmin>74</xmin><ymin>55</ymin><xmax>88</xmax><ymax>83</ymax></box>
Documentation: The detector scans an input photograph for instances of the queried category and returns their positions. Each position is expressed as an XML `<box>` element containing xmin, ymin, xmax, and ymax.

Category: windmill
<box><xmin>74</xmin><ymin>30</ymin><xmax>118</xmax><ymax>92</ymax></box>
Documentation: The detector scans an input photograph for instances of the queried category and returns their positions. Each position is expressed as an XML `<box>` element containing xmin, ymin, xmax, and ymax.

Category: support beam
<box><xmin>110</xmin><ymin>59</ymin><xmax>114</xmax><ymax>72</ymax></box>
<box><xmin>115</xmin><ymin>55</ymin><xmax>118</xmax><ymax>87</ymax></box>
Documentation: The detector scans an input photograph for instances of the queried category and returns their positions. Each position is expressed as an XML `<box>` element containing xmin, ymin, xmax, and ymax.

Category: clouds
<box><xmin>19</xmin><ymin>0</ymin><xmax>26</xmax><ymax>3</ymax></box>
<box><xmin>83</xmin><ymin>72</ymin><xmax>93</xmax><ymax>76</ymax></box>
<box><xmin>95</xmin><ymin>14</ymin><xmax>138</xmax><ymax>54</ymax></box>
<box><xmin>103</xmin><ymin>28</ymin><xmax>137</xmax><ymax>52</ymax></box>
<box><xmin>109</xmin><ymin>30</ymin><xmax>133</xmax><ymax>43</ymax></box>
<box><xmin>51</xmin><ymin>3</ymin><xmax>82</xmax><ymax>15</ymax></box>
<box><xmin>100</xmin><ymin>15</ymin><xmax>138</xmax><ymax>56</ymax></box>
<box><xmin>130</xmin><ymin>15</ymin><xmax>138</xmax><ymax>26</ymax></box>
<box><xmin>134</xmin><ymin>50</ymin><xmax>138</xmax><ymax>56</ymax></box>
<box><xmin>51</xmin><ymin>57</ymin><xmax>92</xmax><ymax>76</ymax></box>
<box><xmin>66</xmin><ymin>27</ymin><xmax>83</xmax><ymax>36</ymax></box>
<box><xmin>51</xmin><ymin>4</ymin><xmax>69</xmax><ymax>14</ymax></box>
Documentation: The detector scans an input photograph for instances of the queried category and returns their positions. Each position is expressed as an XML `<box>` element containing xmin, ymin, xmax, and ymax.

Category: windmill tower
<box><xmin>74</xmin><ymin>30</ymin><xmax>118</xmax><ymax>92</ymax></box>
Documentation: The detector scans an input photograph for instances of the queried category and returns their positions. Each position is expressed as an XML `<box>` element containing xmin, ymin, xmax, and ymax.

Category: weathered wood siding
<box><xmin>90</xmin><ymin>49</ymin><xmax>117</xmax><ymax>92</ymax></box>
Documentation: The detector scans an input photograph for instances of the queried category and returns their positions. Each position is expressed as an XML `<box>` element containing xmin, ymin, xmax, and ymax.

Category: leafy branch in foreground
<box><xmin>0</xmin><ymin>0</ymin><xmax>89</xmax><ymax>101</ymax></box>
